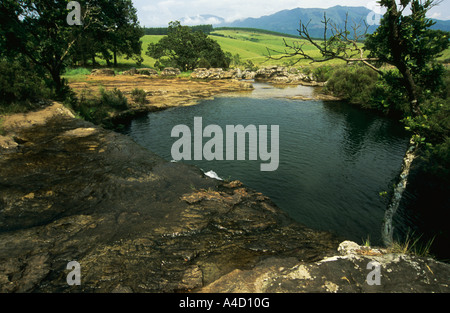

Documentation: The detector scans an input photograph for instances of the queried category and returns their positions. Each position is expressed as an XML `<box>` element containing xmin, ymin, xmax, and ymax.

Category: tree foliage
<box><xmin>146</xmin><ymin>21</ymin><xmax>231</xmax><ymax>71</ymax></box>
<box><xmin>270</xmin><ymin>0</ymin><xmax>449</xmax><ymax>117</ymax></box>
<box><xmin>0</xmin><ymin>0</ymin><xmax>143</xmax><ymax>98</ymax></box>
<box><xmin>364</xmin><ymin>0</ymin><xmax>449</xmax><ymax>116</ymax></box>
<box><xmin>71</xmin><ymin>0</ymin><xmax>143</xmax><ymax>67</ymax></box>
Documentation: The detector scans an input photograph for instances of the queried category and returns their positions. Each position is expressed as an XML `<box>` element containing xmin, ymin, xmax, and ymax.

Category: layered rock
<box><xmin>1</xmin><ymin>103</ymin><xmax>448</xmax><ymax>294</ymax></box>
<box><xmin>190</xmin><ymin>66</ymin><xmax>325</xmax><ymax>86</ymax></box>
<box><xmin>254</xmin><ymin>66</ymin><xmax>321</xmax><ymax>85</ymax></box>
<box><xmin>200</xmin><ymin>241</ymin><xmax>450</xmax><ymax>293</ymax></box>
<box><xmin>191</xmin><ymin>68</ymin><xmax>237</xmax><ymax>80</ymax></box>
<box><xmin>0</xmin><ymin>104</ymin><xmax>339</xmax><ymax>293</ymax></box>
<box><xmin>123</xmin><ymin>68</ymin><xmax>158</xmax><ymax>76</ymax></box>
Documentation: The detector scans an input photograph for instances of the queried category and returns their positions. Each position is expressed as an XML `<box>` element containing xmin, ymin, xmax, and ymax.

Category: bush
<box><xmin>0</xmin><ymin>59</ymin><xmax>53</xmax><ymax>112</ymax></box>
<box><xmin>131</xmin><ymin>88</ymin><xmax>148</xmax><ymax>106</ymax></box>
<box><xmin>243</xmin><ymin>60</ymin><xmax>259</xmax><ymax>72</ymax></box>
<box><xmin>99</xmin><ymin>88</ymin><xmax>128</xmax><ymax>110</ymax></box>
<box><xmin>68</xmin><ymin>87</ymin><xmax>130</xmax><ymax>127</ymax></box>
<box><xmin>197</xmin><ymin>58</ymin><xmax>211</xmax><ymax>69</ymax></box>
<box><xmin>154</xmin><ymin>57</ymin><xmax>178</xmax><ymax>71</ymax></box>
<box><xmin>324</xmin><ymin>65</ymin><xmax>379</xmax><ymax>105</ymax></box>
<box><xmin>313</xmin><ymin>65</ymin><xmax>333</xmax><ymax>82</ymax></box>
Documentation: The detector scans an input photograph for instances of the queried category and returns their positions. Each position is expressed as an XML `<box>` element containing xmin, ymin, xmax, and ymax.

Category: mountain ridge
<box><xmin>179</xmin><ymin>5</ymin><xmax>450</xmax><ymax>38</ymax></box>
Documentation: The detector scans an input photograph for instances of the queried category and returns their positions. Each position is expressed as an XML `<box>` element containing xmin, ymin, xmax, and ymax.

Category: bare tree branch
<box><xmin>266</xmin><ymin>13</ymin><xmax>382</xmax><ymax>74</ymax></box>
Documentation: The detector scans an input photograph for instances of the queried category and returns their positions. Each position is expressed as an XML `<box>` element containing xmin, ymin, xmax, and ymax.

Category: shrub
<box><xmin>0</xmin><ymin>59</ymin><xmax>53</xmax><ymax>112</ymax></box>
<box><xmin>243</xmin><ymin>60</ymin><xmax>258</xmax><ymax>72</ymax></box>
<box><xmin>99</xmin><ymin>88</ymin><xmax>128</xmax><ymax>110</ymax></box>
<box><xmin>197</xmin><ymin>58</ymin><xmax>211</xmax><ymax>69</ymax></box>
<box><xmin>324</xmin><ymin>65</ymin><xmax>379</xmax><ymax>105</ymax></box>
<box><xmin>313</xmin><ymin>65</ymin><xmax>333</xmax><ymax>82</ymax></box>
<box><xmin>131</xmin><ymin>88</ymin><xmax>148</xmax><ymax>106</ymax></box>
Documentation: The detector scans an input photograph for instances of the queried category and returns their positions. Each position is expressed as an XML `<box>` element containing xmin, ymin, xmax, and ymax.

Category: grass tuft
<box><xmin>388</xmin><ymin>231</ymin><xmax>435</xmax><ymax>258</ymax></box>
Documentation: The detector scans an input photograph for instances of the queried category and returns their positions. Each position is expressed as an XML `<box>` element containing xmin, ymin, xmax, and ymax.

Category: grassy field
<box><xmin>69</xmin><ymin>29</ymin><xmax>347</xmax><ymax>74</ymax></box>
<box><xmin>64</xmin><ymin>28</ymin><xmax>450</xmax><ymax>78</ymax></box>
<box><xmin>209</xmin><ymin>29</ymin><xmax>345</xmax><ymax>67</ymax></box>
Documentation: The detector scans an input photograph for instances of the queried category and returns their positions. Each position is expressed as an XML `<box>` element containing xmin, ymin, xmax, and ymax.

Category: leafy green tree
<box><xmin>146</xmin><ymin>21</ymin><xmax>231</xmax><ymax>71</ymax></box>
<box><xmin>0</xmin><ymin>0</ymin><xmax>90</xmax><ymax>97</ymax></box>
<box><xmin>269</xmin><ymin>0</ymin><xmax>449</xmax><ymax>117</ymax></box>
<box><xmin>268</xmin><ymin>0</ymin><xmax>449</xmax><ymax>247</ymax></box>
<box><xmin>0</xmin><ymin>0</ymin><xmax>143</xmax><ymax>98</ymax></box>
<box><xmin>364</xmin><ymin>0</ymin><xmax>449</xmax><ymax>116</ymax></box>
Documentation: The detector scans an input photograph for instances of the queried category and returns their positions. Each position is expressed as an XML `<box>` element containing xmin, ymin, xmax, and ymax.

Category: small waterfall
<box><xmin>382</xmin><ymin>137</ymin><xmax>418</xmax><ymax>246</ymax></box>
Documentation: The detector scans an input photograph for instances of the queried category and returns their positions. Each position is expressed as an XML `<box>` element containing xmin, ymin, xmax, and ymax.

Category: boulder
<box><xmin>160</xmin><ymin>67</ymin><xmax>181</xmax><ymax>77</ymax></box>
<box><xmin>191</xmin><ymin>68</ymin><xmax>210</xmax><ymax>79</ymax></box>
<box><xmin>242</xmin><ymin>70</ymin><xmax>256</xmax><ymax>80</ymax></box>
<box><xmin>136</xmin><ymin>68</ymin><xmax>158</xmax><ymax>76</ymax></box>
<box><xmin>255</xmin><ymin>66</ymin><xmax>289</xmax><ymax>80</ymax></box>
<box><xmin>122</xmin><ymin>68</ymin><xmax>138</xmax><ymax>76</ymax></box>
<box><xmin>200</xmin><ymin>241</ymin><xmax>450</xmax><ymax>293</ymax></box>
<box><xmin>90</xmin><ymin>68</ymin><xmax>115</xmax><ymax>76</ymax></box>
<box><xmin>190</xmin><ymin>68</ymin><xmax>237</xmax><ymax>80</ymax></box>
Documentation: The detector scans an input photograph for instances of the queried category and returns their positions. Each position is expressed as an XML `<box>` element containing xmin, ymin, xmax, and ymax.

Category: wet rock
<box><xmin>2</xmin><ymin>104</ymin><xmax>448</xmax><ymax>294</ymax></box>
<box><xmin>0</xmin><ymin>104</ymin><xmax>340</xmax><ymax>293</ymax></box>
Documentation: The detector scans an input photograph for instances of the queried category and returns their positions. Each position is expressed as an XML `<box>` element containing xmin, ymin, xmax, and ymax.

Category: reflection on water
<box><xmin>123</xmin><ymin>83</ymin><xmax>411</xmax><ymax>246</ymax></box>
<box><xmin>220</xmin><ymin>82</ymin><xmax>317</xmax><ymax>99</ymax></box>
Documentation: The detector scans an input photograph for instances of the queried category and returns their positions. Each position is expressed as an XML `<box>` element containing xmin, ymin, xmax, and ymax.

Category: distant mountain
<box><xmin>215</xmin><ymin>5</ymin><xmax>450</xmax><ymax>38</ymax></box>
<box><xmin>180</xmin><ymin>14</ymin><xmax>225</xmax><ymax>26</ymax></box>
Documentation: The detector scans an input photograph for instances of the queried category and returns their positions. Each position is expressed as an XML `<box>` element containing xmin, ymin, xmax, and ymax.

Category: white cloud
<box><xmin>180</xmin><ymin>15</ymin><xmax>224</xmax><ymax>26</ymax></box>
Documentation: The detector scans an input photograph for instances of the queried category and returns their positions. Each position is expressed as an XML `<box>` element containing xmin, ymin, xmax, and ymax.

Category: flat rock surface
<box><xmin>1</xmin><ymin>104</ymin><xmax>449</xmax><ymax>293</ymax></box>
<box><xmin>0</xmin><ymin>104</ymin><xmax>339</xmax><ymax>293</ymax></box>
<box><xmin>69</xmin><ymin>76</ymin><xmax>254</xmax><ymax>109</ymax></box>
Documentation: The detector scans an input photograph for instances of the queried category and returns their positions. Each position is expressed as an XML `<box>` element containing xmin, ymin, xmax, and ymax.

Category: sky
<box><xmin>132</xmin><ymin>0</ymin><xmax>450</xmax><ymax>27</ymax></box>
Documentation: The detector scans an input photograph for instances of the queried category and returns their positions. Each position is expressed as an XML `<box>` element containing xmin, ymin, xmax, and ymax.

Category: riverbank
<box><xmin>69</xmin><ymin>75</ymin><xmax>254</xmax><ymax>108</ymax></box>
<box><xmin>1</xmin><ymin>101</ymin><xmax>450</xmax><ymax>293</ymax></box>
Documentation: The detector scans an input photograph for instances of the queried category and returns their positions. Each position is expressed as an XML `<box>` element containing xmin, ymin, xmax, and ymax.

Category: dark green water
<box><xmin>123</xmin><ymin>84</ymin><xmax>411</xmax><ymax>245</ymax></box>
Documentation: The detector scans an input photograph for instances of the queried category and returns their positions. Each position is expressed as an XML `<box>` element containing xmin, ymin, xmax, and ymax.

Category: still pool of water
<box><xmin>123</xmin><ymin>84</ymin><xmax>411</xmax><ymax>245</ymax></box>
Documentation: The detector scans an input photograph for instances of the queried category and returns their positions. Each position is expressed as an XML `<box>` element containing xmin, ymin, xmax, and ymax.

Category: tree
<box><xmin>0</xmin><ymin>0</ymin><xmax>93</xmax><ymax>96</ymax></box>
<box><xmin>268</xmin><ymin>0</ymin><xmax>449</xmax><ymax>117</ymax></box>
<box><xmin>86</xmin><ymin>0</ymin><xmax>143</xmax><ymax>67</ymax></box>
<box><xmin>365</xmin><ymin>0</ymin><xmax>449</xmax><ymax>116</ymax></box>
<box><xmin>146</xmin><ymin>21</ymin><xmax>231</xmax><ymax>71</ymax></box>
<box><xmin>267</xmin><ymin>0</ymin><xmax>449</xmax><ymax>246</ymax></box>
<box><xmin>0</xmin><ymin>0</ymin><xmax>143</xmax><ymax>97</ymax></box>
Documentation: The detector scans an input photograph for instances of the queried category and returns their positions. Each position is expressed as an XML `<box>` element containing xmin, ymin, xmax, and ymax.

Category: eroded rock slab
<box><xmin>0</xmin><ymin>104</ymin><xmax>339</xmax><ymax>293</ymax></box>
<box><xmin>1</xmin><ymin>104</ymin><xmax>449</xmax><ymax>293</ymax></box>
<box><xmin>199</xmin><ymin>241</ymin><xmax>450</xmax><ymax>293</ymax></box>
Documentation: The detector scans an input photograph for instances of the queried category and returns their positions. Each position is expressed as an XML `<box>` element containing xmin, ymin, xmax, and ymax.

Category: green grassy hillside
<box><xmin>75</xmin><ymin>28</ymin><xmax>450</xmax><ymax>72</ymax></box>
<box><xmin>115</xmin><ymin>29</ymin><xmax>346</xmax><ymax>69</ymax></box>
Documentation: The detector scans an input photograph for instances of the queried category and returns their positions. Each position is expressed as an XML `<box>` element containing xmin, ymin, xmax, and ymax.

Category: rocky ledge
<box><xmin>190</xmin><ymin>66</ymin><xmax>326</xmax><ymax>86</ymax></box>
<box><xmin>0</xmin><ymin>104</ymin><xmax>449</xmax><ymax>293</ymax></box>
